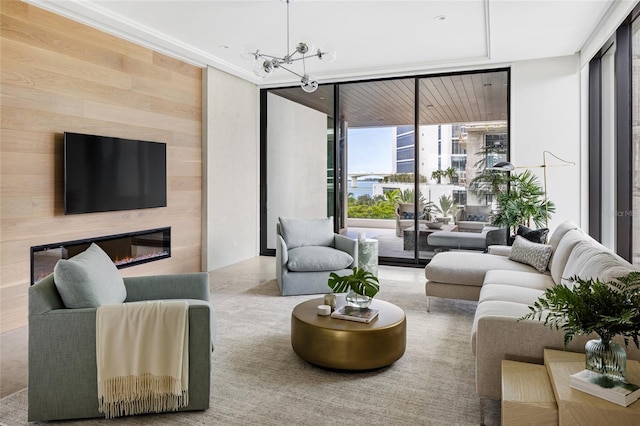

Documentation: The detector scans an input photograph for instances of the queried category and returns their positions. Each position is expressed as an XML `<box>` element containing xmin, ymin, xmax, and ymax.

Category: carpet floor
<box><xmin>0</xmin><ymin>272</ymin><xmax>500</xmax><ymax>425</ymax></box>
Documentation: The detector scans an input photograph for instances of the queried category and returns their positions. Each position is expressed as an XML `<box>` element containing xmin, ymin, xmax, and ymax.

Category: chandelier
<box><xmin>241</xmin><ymin>0</ymin><xmax>336</xmax><ymax>93</ymax></box>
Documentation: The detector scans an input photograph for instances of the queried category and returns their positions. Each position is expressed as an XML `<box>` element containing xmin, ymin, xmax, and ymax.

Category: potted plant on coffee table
<box><xmin>520</xmin><ymin>272</ymin><xmax>640</xmax><ymax>382</ymax></box>
<box><xmin>328</xmin><ymin>267</ymin><xmax>380</xmax><ymax>309</ymax></box>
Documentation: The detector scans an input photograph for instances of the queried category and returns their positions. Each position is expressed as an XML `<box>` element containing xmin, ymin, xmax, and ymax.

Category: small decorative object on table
<box><xmin>327</xmin><ymin>267</ymin><xmax>380</xmax><ymax>309</ymax></box>
<box><xmin>331</xmin><ymin>305</ymin><xmax>379</xmax><ymax>323</ymax></box>
<box><xmin>569</xmin><ymin>368</ymin><xmax>640</xmax><ymax>406</ymax></box>
<box><xmin>323</xmin><ymin>293</ymin><xmax>336</xmax><ymax>311</ymax></box>
<box><xmin>520</xmin><ymin>272</ymin><xmax>640</xmax><ymax>382</ymax></box>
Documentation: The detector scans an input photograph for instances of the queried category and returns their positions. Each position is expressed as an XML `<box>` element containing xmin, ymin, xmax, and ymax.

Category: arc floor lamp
<box><xmin>492</xmin><ymin>150</ymin><xmax>575</xmax><ymax>227</ymax></box>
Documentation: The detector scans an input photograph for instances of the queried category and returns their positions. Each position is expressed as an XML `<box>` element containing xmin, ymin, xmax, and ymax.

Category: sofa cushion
<box><xmin>471</xmin><ymin>300</ymin><xmax>534</xmax><ymax>355</ymax></box>
<box><xmin>548</xmin><ymin>228</ymin><xmax>587</xmax><ymax>284</ymax></box>
<box><xmin>279</xmin><ymin>217</ymin><xmax>334</xmax><ymax>249</ymax></box>
<box><xmin>287</xmin><ymin>246</ymin><xmax>353</xmax><ymax>272</ymax></box>
<box><xmin>508</xmin><ymin>236</ymin><xmax>553</xmax><ymax>273</ymax></box>
<box><xmin>516</xmin><ymin>225</ymin><xmax>549</xmax><ymax>244</ymax></box>
<box><xmin>483</xmin><ymin>270</ymin><xmax>555</xmax><ymax>291</ymax></box>
<box><xmin>562</xmin><ymin>240</ymin><xmax>638</xmax><ymax>286</ymax></box>
<box><xmin>425</xmin><ymin>251</ymin><xmax>538</xmax><ymax>287</ymax></box>
<box><xmin>479</xmin><ymin>283</ymin><xmax>546</xmax><ymax>304</ymax></box>
<box><xmin>548</xmin><ymin>220</ymin><xmax>580</xmax><ymax>252</ymax></box>
<box><xmin>53</xmin><ymin>243</ymin><xmax>127</xmax><ymax>309</ymax></box>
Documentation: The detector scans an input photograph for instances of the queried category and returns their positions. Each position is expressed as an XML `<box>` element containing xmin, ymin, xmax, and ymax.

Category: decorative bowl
<box><xmin>426</xmin><ymin>222</ymin><xmax>444</xmax><ymax>229</ymax></box>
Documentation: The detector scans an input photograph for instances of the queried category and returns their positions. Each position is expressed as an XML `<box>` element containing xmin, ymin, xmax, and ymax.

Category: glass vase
<box><xmin>345</xmin><ymin>289</ymin><xmax>372</xmax><ymax>309</ymax></box>
<box><xmin>584</xmin><ymin>337</ymin><xmax>627</xmax><ymax>382</ymax></box>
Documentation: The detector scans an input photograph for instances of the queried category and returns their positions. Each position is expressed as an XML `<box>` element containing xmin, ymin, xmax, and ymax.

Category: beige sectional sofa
<box><xmin>424</xmin><ymin>220</ymin><xmax>640</xmax><ymax>401</ymax></box>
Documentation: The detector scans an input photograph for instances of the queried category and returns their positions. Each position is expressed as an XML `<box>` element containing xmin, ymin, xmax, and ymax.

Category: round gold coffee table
<box><xmin>291</xmin><ymin>298</ymin><xmax>406</xmax><ymax>370</ymax></box>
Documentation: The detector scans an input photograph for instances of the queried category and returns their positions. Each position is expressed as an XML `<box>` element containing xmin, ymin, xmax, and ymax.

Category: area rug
<box><xmin>0</xmin><ymin>275</ymin><xmax>500</xmax><ymax>425</ymax></box>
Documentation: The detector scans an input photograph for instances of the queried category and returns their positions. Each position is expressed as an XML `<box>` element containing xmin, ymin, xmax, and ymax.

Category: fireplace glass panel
<box><xmin>31</xmin><ymin>227</ymin><xmax>171</xmax><ymax>285</ymax></box>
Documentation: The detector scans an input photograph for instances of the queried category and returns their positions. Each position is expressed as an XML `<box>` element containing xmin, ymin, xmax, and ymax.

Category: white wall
<box><xmin>203</xmin><ymin>66</ymin><xmax>260</xmax><ymax>271</ymax></box>
<box><xmin>266</xmin><ymin>93</ymin><xmax>328</xmax><ymax>248</ymax></box>
<box><xmin>510</xmin><ymin>55</ymin><xmax>582</xmax><ymax>232</ymax></box>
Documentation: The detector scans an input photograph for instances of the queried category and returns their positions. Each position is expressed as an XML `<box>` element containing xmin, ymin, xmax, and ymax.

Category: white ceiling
<box><xmin>26</xmin><ymin>0</ymin><xmax>615</xmax><ymax>87</ymax></box>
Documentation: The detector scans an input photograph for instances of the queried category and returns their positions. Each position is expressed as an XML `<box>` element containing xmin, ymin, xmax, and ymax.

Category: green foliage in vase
<box><xmin>327</xmin><ymin>267</ymin><xmax>380</xmax><ymax>298</ymax></box>
<box><xmin>519</xmin><ymin>272</ymin><xmax>640</xmax><ymax>349</ymax></box>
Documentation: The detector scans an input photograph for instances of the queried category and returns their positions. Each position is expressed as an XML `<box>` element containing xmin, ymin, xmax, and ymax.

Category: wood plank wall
<box><xmin>0</xmin><ymin>1</ymin><xmax>203</xmax><ymax>332</ymax></box>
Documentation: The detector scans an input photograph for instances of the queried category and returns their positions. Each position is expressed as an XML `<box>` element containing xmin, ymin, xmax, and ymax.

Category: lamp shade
<box><xmin>490</xmin><ymin>161</ymin><xmax>515</xmax><ymax>171</ymax></box>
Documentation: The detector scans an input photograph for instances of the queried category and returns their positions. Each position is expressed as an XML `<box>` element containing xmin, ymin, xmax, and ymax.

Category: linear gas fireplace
<box><xmin>30</xmin><ymin>227</ymin><xmax>171</xmax><ymax>285</ymax></box>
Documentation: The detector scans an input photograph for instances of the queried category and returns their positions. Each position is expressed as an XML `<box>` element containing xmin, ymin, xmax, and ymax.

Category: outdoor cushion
<box><xmin>53</xmin><ymin>243</ymin><xmax>126</xmax><ymax>308</ymax></box>
<box><xmin>508</xmin><ymin>236</ymin><xmax>552</xmax><ymax>273</ymax></box>
<box><xmin>287</xmin><ymin>246</ymin><xmax>354</xmax><ymax>272</ymax></box>
<box><xmin>279</xmin><ymin>217</ymin><xmax>334</xmax><ymax>249</ymax></box>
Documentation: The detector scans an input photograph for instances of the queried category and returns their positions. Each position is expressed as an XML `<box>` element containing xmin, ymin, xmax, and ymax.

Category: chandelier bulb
<box><xmin>253</xmin><ymin>59</ymin><xmax>274</xmax><ymax>78</ymax></box>
<box><xmin>317</xmin><ymin>49</ymin><xmax>337</xmax><ymax>63</ymax></box>
<box><xmin>241</xmin><ymin>45</ymin><xmax>259</xmax><ymax>62</ymax></box>
<box><xmin>301</xmin><ymin>75</ymin><xmax>318</xmax><ymax>93</ymax></box>
<box><xmin>296</xmin><ymin>42</ymin><xmax>309</xmax><ymax>55</ymax></box>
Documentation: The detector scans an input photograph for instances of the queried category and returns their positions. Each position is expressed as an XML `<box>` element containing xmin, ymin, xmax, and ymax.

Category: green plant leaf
<box><xmin>327</xmin><ymin>267</ymin><xmax>380</xmax><ymax>298</ymax></box>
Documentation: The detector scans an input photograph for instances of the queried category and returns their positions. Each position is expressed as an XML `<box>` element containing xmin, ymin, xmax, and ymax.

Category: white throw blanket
<box><xmin>96</xmin><ymin>300</ymin><xmax>189</xmax><ymax>419</ymax></box>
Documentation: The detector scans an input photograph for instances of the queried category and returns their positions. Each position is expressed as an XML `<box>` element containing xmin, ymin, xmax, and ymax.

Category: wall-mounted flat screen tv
<box><xmin>64</xmin><ymin>132</ymin><xmax>167</xmax><ymax>215</ymax></box>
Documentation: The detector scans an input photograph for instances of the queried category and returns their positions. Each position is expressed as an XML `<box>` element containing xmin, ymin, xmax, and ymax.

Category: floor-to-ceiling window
<box><xmin>260</xmin><ymin>69</ymin><xmax>510</xmax><ymax>266</ymax></box>
<box><xmin>632</xmin><ymin>16</ymin><xmax>640</xmax><ymax>266</ymax></box>
<box><xmin>589</xmin><ymin>5</ymin><xmax>639</xmax><ymax>265</ymax></box>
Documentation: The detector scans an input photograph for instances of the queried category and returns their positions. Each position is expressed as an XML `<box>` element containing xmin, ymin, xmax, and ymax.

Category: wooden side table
<box><xmin>544</xmin><ymin>349</ymin><xmax>640</xmax><ymax>425</ymax></box>
<box><xmin>501</xmin><ymin>360</ymin><xmax>558</xmax><ymax>425</ymax></box>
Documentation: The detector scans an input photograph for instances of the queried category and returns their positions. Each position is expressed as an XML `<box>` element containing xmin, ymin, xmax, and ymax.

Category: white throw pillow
<box><xmin>53</xmin><ymin>243</ymin><xmax>127</xmax><ymax>308</ymax></box>
<box><xmin>508</xmin><ymin>236</ymin><xmax>553</xmax><ymax>273</ymax></box>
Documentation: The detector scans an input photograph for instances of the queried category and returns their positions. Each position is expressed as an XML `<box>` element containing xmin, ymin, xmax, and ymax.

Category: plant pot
<box><xmin>585</xmin><ymin>337</ymin><xmax>627</xmax><ymax>381</ymax></box>
<box><xmin>345</xmin><ymin>289</ymin><xmax>372</xmax><ymax>309</ymax></box>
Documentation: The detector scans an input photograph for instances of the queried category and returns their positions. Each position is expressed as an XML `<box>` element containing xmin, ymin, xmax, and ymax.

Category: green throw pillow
<box><xmin>53</xmin><ymin>243</ymin><xmax>127</xmax><ymax>308</ymax></box>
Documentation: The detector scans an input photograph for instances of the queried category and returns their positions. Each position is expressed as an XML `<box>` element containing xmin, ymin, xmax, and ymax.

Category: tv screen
<box><xmin>64</xmin><ymin>132</ymin><xmax>167</xmax><ymax>215</ymax></box>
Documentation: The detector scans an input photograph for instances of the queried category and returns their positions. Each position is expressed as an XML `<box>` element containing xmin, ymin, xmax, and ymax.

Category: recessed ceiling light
<box><xmin>219</xmin><ymin>45</ymin><xmax>229</xmax><ymax>50</ymax></box>
<box><xmin>434</xmin><ymin>15</ymin><xmax>446</xmax><ymax>21</ymax></box>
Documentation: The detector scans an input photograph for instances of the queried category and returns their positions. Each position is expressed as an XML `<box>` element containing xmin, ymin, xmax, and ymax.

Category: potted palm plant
<box><xmin>433</xmin><ymin>194</ymin><xmax>459</xmax><ymax>224</ymax></box>
<box><xmin>328</xmin><ymin>267</ymin><xmax>380</xmax><ymax>309</ymax></box>
<box><xmin>491</xmin><ymin>170</ymin><xmax>555</xmax><ymax>242</ymax></box>
<box><xmin>520</xmin><ymin>272</ymin><xmax>640</xmax><ymax>382</ymax></box>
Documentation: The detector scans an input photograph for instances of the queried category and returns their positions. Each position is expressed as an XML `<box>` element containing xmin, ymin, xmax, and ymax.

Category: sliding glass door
<box><xmin>260</xmin><ymin>69</ymin><xmax>510</xmax><ymax>266</ymax></box>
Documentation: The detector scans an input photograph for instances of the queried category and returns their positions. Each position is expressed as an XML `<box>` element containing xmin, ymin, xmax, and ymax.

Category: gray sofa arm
<box><xmin>124</xmin><ymin>272</ymin><xmax>210</xmax><ymax>302</ymax></box>
<box><xmin>335</xmin><ymin>234</ymin><xmax>358</xmax><ymax>267</ymax></box>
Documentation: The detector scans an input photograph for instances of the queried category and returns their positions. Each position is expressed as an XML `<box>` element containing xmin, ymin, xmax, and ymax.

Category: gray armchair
<box><xmin>276</xmin><ymin>217</ymin><xmax>358</xmax><ymax>296</ymax></box>
<box><xmin>28</xmin><ymin>272</ymin><xmax>215</xmax><ymax>421</ymax></box>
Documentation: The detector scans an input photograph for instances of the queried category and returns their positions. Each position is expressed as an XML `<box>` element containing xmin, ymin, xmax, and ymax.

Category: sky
<box><xmin>347</xmin><ymin>127</ymin><xmax>395</xmax><ymax>175</ymax></box>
